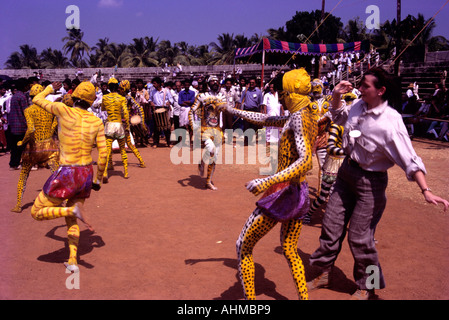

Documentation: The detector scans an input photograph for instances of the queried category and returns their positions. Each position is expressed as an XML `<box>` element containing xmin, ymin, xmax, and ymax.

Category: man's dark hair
<box><xmin>15</xmin><ymin>78</ymin><xmax>28</xmax><ymax>92</ymax></box>
<box><xmin>72</xmin><ymin>97</ymin><xmax>91</xmax><ymax>110</ymax></box>
<box><xmin>109</xmin><ymin>82</ymin><xmax>119</xmax><ymax>92</ymax></box>
<box><xmin>152</xmin><ymin>77</ymin><xmax>163</xmax><ymax>85</ymax></box>
<box><xmin>28</xmin><ymin>76</ymin><xmax>39</xmax><ymax>84</ymax></box>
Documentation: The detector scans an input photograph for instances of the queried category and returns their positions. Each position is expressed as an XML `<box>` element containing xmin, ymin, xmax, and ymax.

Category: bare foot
<box><xmin>206</xmin><ymin>182</ymin><xmax>218</xmax><ymax>191</ymax></box>
<box><xmin>64</xmin><ymin>262</ymin><xmax>79</xmax><ymax>273</ymax></box>
<box><xmin>72</xmin><ymin>203</ymin><xmax>95</xmax><ymax>232</ymax></box>
<box><xmin>11</xmin><ymin>206</ymin><xmax>22</xmax><ymax>213</ymax></box>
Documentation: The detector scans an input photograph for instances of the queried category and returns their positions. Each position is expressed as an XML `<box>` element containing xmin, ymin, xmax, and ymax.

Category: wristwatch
<box><xmin>421</xmin><ymin>187</ymin><xmax>432</xmax><ymax>194</ymax></box>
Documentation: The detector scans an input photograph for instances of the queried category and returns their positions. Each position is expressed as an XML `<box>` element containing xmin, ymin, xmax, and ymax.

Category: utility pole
<box><xmin>394</xmin><ymin>0</ymin><xmax>401</xmax><ymax>76</ymax></box>
<box><xmin>314</xmin><ymin>0</ymin><xmax>326</xmax><ymax>79</ymax></box>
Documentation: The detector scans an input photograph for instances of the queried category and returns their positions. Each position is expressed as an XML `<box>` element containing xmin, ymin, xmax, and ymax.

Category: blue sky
<box><xmin>1</xmin><ymin>0</ymin><xmax>449</xmax><ymax>68</ymax></box>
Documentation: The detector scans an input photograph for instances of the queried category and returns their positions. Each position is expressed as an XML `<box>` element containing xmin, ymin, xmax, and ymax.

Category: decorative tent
<box><xmin>234</xmin><ymin>37</ymin><xmax>371</xmax><ymax>84</ymax></box>
<box><xmin>235</xmin><ymin>38</ymin><xmax>370</xmax><ymax>59</ymax></box>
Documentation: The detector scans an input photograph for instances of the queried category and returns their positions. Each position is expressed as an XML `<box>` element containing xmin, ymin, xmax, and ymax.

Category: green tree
<box><xmin>209</xmin><ymin>33</ymin><xmax>236</xmax><ymax>65</ymax></box>
<box><xmin>123</xmin><ymin>37</ymin><xmax>159</xmax><ymax>67</ymax></box>
<box><xmin>62</xmin><ymin>29</ymin><xmax>91</xmax><ymax>67</ymax></box>
<box><xmin>40</xmin><ymin>48</ymin><xmax>70</xmax><ymax>69</ymax></box>
<box><xmin>5</xmin><ymin>44</ymin><xmax>40</xmax><ymax>69</ymax></box>
<box><xmin>269</xmin><ymin>10</ymin><xmax>343</xmax><ymax>44</ymax></box>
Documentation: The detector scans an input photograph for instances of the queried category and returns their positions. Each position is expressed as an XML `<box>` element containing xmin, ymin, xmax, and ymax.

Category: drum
<box><xmin>154</xmin><ymin>107</ymin><xmax>170</xmax><ymax>131</ymax></box>
<box><xmin>130</xmin><ymin>115</ymin><xmax>142</xmax><ymax>125</ymax></box>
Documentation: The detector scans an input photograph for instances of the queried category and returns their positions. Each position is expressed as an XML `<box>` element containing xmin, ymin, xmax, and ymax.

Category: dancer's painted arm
<box><xmin>122</xmin><ymin>99</ymin><xmax>130</xmax><ymax>131</ymax></box>
<box><xmin>327</xmin><ymin>123</ymin><xmax>345</xmax><ymax>156</ymax></box>
<box><xmin>189</xmin><ymin>95</ymin><xmax>202</xmax><ymax>129</ymax></box>
<box><xmin>246</xmin><ymin>111</ymin><xmax>314</xmax><ymax>195</ymax></box>
<box><xmin>227</xmin><ymin>106</ymin><xmax>288</xmax><ymax>127</ymax></box>
<box><xmin>32</xmin><ymin>85</ymin><xmax>70</xmax><ymax>117</ymax></box>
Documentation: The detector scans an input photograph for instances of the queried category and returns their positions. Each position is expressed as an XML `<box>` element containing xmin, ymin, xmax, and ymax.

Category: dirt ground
<box><xmin>1</xmin><ymin>135</ymin><xmax>448</xmax><ymax>301</ymax></box>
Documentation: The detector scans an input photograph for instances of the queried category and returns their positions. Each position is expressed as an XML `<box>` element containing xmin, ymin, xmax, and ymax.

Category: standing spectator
<box><xmin>8</xmin><ymin>78</ymin><xmax>29</xmax><ymax>170</ymax></box>
<box><xmin>220</xmin><ymin>77</ymin><xmax>239</xmax><ymax>132</ymax></box>
<box><xmin>178</xmin><ymin>78</ymin><xmax>196</xmax><ymax>145</ymax></box>
<box><xmin>425</xmin><ymin>96</ymin><xmax>443</xmax><ymax>138</ymax></box>
<box><xmin>149</xmin><ymin>77</ymin><xmax>173</xmax><ymax>148</ymax></box>
<box><xmin>0</xmin><ymin>84</ymin><xmax>12</xmax><ymax>152</ymax></box>
<box><xmin>171</xmin><ymin>80</ymin><xmax>183</xmax><ymax>143</ymax></box>
<box><xmin>135</xmin><ymin>79</ymin><xmax>151</xmax><ymax>142</ymax></box>
<box><xmin>432</xmin><ymin>83</ymin><xmax>444</xmax><ymax>106</ymax></box>
<box><xmin>263</xmin><ymin>82</ymin><xmax>283</xmax><ymax>145</ymax></box>
<box><xmin>236</xmin><ymin>76</ymin><xmax>265</xmax><ymax>144</ymax></box>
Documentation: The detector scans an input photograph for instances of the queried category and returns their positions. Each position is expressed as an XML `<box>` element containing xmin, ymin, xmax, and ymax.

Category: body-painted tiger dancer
<box><xmin>188</xmin><ymin>91</ymin><xmax>226</xmax><ymax>190</ymax></box>
<box><xmin>227</xmin><ymin>68</ymin><xmax>319</xmax><ymax>300</ymax></box>
<box><xmin>304</xmin><ymin>122</ymin><xmax>345</xmax><ymax>225</ymax></box>
<box><xmin>30</xmin><ymin>81</ymin><xmax>107</xmax><ymax>273</ymax></box>
<box><xmin>101</xmin><ymin>78</ymin><xmax>130</xmax><ymax>183</ymax></box>
<box><xmin>11</xmin><ymin>84</ymin><xmax>60</xmax><ymax>213</ymax></box>
<box><xmin>118</xmin><ymin>80</ymin><xmax>146</xmax><ymax>168</ymax></box>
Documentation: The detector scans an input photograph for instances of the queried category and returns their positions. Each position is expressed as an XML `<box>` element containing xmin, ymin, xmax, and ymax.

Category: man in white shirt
<box><xmin>149</xmin><ymin>77</ymin><xmax>174</xmax><ymax>148</ymax></box>
<box><xmin>263</xmin><ymin>83</ymin><xmax>283</xmax><ymax>144</ymax></box>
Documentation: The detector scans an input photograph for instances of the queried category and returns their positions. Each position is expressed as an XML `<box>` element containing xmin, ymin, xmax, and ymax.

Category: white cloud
<box><xmin>98</xmin><ymin>0</ymin><xmax>124</xmax><ymax>8</ymax></box>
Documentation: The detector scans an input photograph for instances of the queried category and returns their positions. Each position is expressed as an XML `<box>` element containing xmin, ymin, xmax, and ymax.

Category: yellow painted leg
<box><xmin>125</xmin><ymin>133</ymin><xmax>146</xmax><ymax>167</ymax></box>
<box><xmin>103</xmin><ymin>138</ymin><xmax>113</xmax><ymax>183</ymax></box>
<box><xmin>117</xmin><ymin>138</ymin><xmax>129</xmax><ymax>178</ymax></box>
<box><xmin>11</xmin><ymin>162</ymin><xmax>33</xmax><ymax>213</ymax></box>
<box><xmin>236</xmin><ymin>210</ymin><xmax>277</xmax><ymax>300</ymax></box>
<box><xmin>64</xmin><ymin>198</ymin><xmax>85</xmax><ymax>269</ymax></box>
<box><xmin>206</xmin><ymin>163</ymin><xmax>217</xmax><ymax>190</ymax></box>
<box><xmin>281</xmin><ymin>219</ymin><xmax>308</xmax><ymax>300</ymax></box>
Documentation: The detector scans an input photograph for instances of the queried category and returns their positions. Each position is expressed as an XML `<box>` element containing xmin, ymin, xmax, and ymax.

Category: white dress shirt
<box><xmin>331</xmin><ymin>99</ymin><xmax>426</xmax><ymax>180</ymax></box>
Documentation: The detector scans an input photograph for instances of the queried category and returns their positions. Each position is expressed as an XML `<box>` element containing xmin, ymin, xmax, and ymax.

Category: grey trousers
<box><xmin>309</xmin><ymin>157</ymin><xmax>388</xmax><ymax>290</ymax></box>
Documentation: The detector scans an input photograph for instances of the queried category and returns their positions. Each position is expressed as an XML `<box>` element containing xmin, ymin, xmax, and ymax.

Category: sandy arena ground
<box><xmin>1</xmin><ymin>135</ymin><xmax>448</xmax><ymax>300</ymax></box>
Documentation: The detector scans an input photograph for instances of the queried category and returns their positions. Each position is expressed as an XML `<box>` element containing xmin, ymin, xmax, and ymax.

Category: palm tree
<box><xmin>209</xmin><ymin>33</ymin><xmax>236</xmax><ymax>65</ymax></box>
<box><xmin>90</xmin><ymin>37</ymin><xmax>111</xmax><ymax>67</ymax></box>
<box><xmin>40</xmin><ymin>48</ymin><xmax>70</xmax><ymax>69</ymax></box>
<box><xmin>106</xmin><ymin>43</ymin><xmax>129</xmax><ymax>67</ymax></box>
<box><xmin>123</xmin><ymin>37</ymin><xmax>159</xmax><ymax>67</ymax></box>
<box><xmin>341</xmin><ymin>17</ymin><xmax>368</xmax><ymax>42</ymax></box>
<box><xmin>157</xmin><ymin>40</ymin><xmax>191</xmax><ymax>66</ymax></box>
<box><xmin>5</xmin><ymin>44</ymin><xmax>40</xmax><ymax>69</ymax></box>
<box><xmin>5</xmin><ymin>52</ymin><xmax>24</xmax><ymax>69</ymax></box>
<box><xmin>267</xmin><ymin>26</ymin><xmax>288</xmax><ymax>41</ymax></box>
<box><xmin>62</xmin><ymin>29</ymin><xmax>91</xmax><ymax>67</ymax></box>
<box><xmin>188</xmin><ymin>44</ymin><xmax>212</xmax><ymax>65</ymax></box>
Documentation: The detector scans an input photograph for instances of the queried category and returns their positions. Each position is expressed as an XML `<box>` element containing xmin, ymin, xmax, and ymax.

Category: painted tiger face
<box><xmin>205</xmin><ymin>104</ymin><xmax>219</xmax><ymax>127</ymax></box>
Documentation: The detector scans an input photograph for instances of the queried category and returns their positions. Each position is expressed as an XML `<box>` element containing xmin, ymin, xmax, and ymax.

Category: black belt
<box><xmin>346</xmin><ymin>157</ymin><xmax>386</xmax><ymax>176</ymax></box>
<box><xmin>347</xmin><ymin>157</ymin><xmax>361</xmax><ymax>168</ymax></box>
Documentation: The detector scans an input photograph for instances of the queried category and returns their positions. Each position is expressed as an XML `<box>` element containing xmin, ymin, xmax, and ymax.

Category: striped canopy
<box><xmin>235</xmin><ymin>38</ymin><xmax>370</xmax><ymax>59</ymax></box>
